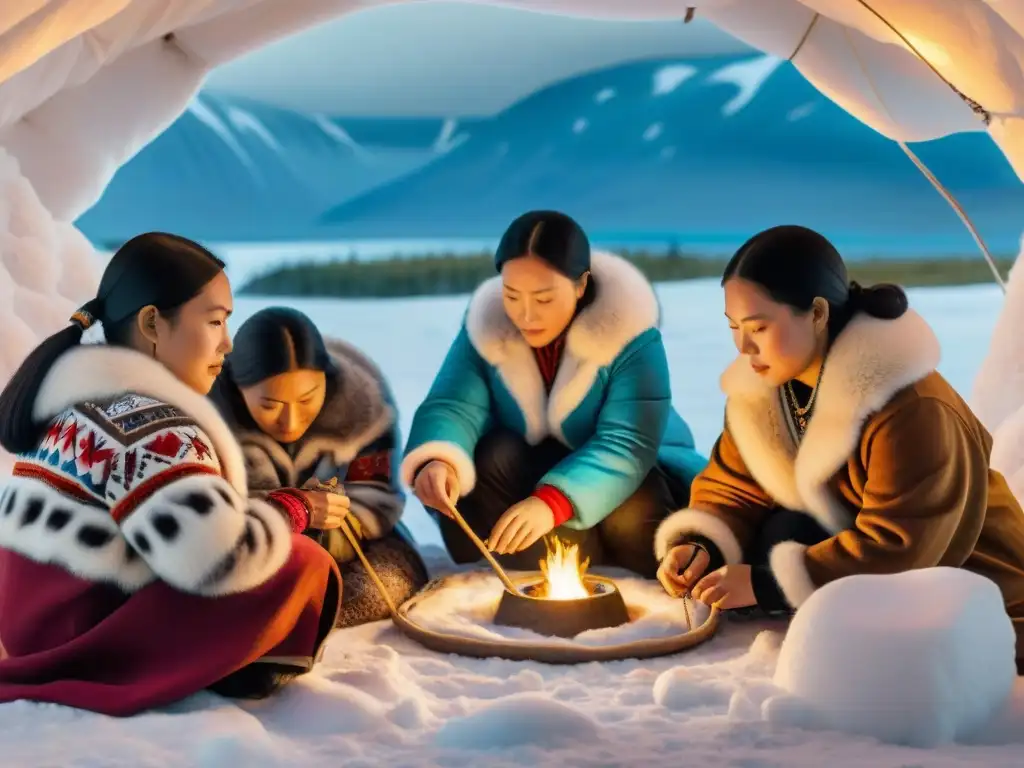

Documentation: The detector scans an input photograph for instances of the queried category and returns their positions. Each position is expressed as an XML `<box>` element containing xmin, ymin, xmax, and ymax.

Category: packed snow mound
<box><xmin>404</xmin><ymin>568</ymin><xmax>711</xmax><ymax>646</ymax></box>
<box><xmin>768</xmin><ymin>567</ymin><xmax>1017</xmax><ymax>747</ymax></box>
<box><xmin>0</xmin><ymin>149</ymin><xmax>100</xmax><ymax>470</ymax></box>
<box><xmin>434</xmin><ymin>694</ymin><xmax>599</xmax><ymax>749</ymax></box>
<box><xmin>977</xmin><ymin>242</ymin><xmax>1024</xmax><ymax>504</ymax></box>
<box><xmin>971</xmin><ymin>234</ymin><xmax>1024</xmax><ymax>434</ymax></box>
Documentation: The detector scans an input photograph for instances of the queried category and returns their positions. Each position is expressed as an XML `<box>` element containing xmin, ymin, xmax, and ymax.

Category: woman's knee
<box><xmin>601</xmin><ymin>473</ymin><xmax>674</xmax><ymax>536</ymax></box>
<box><xmin>473</xmin><ymin>429</ymin><xmax>532</xmax><ymax>485</ymax></box>
<box><xmin>597</xmin><ymin>473</ymin><xmax>673</xmax><ymax>576</ymax></box>
<box><xmin>336</xmin><ymin>536</ymin><xmax>428</xmax><ymax>627</ymax></box>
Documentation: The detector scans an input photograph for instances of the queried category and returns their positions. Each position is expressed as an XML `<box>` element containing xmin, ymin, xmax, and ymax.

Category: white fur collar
<box><xmin>465</xmin><ymin>250</ymin><xmax>660</xmax><ymax>444</ymax></box>
<box><xmin>720</xmin><ymin>309</ymin><xmax>940</xmax><ymax>534</ymax></box>
<box><xmin>34</xmin><ymin>346</ymin><xmax>248</xmax><ymax>494</ymax></box>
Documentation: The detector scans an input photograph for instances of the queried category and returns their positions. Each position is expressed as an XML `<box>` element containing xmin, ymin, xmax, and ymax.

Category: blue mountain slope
<box><xmin>78</xmin><ymin>54</ymin><xmax>1023</xmax><ymax>256</ymax></box>
<box><xmin>75</xmin><ymin>93</ymin><xmax>466</xmax><ymax>245</ymax></box>
<box><xmin>319</xmin><ymin>55</ymin><xmax>1024</xmax><ymax>256</ymax></box>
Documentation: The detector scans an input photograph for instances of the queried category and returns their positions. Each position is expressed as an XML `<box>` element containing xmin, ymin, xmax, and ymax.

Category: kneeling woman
<box><xmin>656</xmin><ymin>225</ymin><xmax>1024</xmax><ymax>669</ymax></box>
<box><xmin>210</xmin><ymin>307</ymin><xmax>428</xmax><ymax>627</ymax></box>
<box><xmin>403</xmin><ymin>210</ymin><xmax>707</xmax><ymax>577</ymax></box>
<box><xmin>0</xmin><ymin>234</ymin><xmax>341</xmax><ymax>716</ymax></box>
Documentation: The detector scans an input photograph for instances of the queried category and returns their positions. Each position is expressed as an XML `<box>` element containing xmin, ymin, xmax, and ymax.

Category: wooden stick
<box><xmin>443</xmin><ymin>502</ymin><xmax>520</xmax><ymax>594</ymax></box>
<box><xmin>337</xmin><ymin>517</ymin><xmax>399</xmax><ymax>616</ymax></box>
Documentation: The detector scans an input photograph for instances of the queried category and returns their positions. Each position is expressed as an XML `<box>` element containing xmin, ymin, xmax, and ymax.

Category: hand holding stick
<box><xmin>441</xmin><ymin>498</ymin><xmax>519</xmax><ymax>594</ymax></box>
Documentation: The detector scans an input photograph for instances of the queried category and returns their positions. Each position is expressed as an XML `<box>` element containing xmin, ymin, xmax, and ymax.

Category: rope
<box><xmin>839</xmin><ymin>24</ymin><xmax>1007</xmax><ymax>291</ymax></box>
<box><xmin>780</xmin><ymin>4</ymin><xmax>1006</xmax><ymax>291</ymax></box>
<box><xmin>788</xmin><ymin>13</ymin><xmax>820</xmax><ymax>62</ymax></box>
<box><xmin>851</xmin><ymin>0</ymin><xmax>990</xmax><ymax>124</ymax></box>
<box><xmin>337</xmin><ymin>516</ymin><xmax>399</xmax><ymax>615</ymax></box>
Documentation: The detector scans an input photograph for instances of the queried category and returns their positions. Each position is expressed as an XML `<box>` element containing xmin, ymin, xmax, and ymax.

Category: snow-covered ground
<box><xmin>2</xmin><ymin>279</ymin><xmax>1021</xmax><ymax>767</ymax></box>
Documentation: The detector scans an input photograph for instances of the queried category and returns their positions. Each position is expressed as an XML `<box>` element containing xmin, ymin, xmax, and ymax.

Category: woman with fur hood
<box><xmin>655</xmin><ymin>225</ymin><xmax>1024</xmax><ymax>671</ymax></box>
<box><xmin>209</xmin><ymin>307</ymin><xmax>428</xmax><ymax>627</ymax></box>
<box><xmin>403</xmin><ymin>210</ymin><xmax>708</xmax><ymax>577</ymax></box>
<box><xmin>0</xmin><ymin>234</ymin><xmax>341</xmax><ymax>716</ymax></box>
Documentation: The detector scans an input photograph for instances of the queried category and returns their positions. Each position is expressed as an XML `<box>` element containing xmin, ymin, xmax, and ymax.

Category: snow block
<box><xmin>769</xmin><ymin>567</ymin><xmax>1017</xmax><ymax>747</ymax></box>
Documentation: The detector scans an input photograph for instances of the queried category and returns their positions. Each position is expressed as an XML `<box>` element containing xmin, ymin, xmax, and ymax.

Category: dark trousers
<box><xmin>206</xmin><ymin>570</ymin><xmax>341</xmax><ymax>699</ymax></box>
<box><xmin>431</xmin><ymin>428</ymin><xmax>687</xmax><ymax>579</ymax></box>
<box><xmin>739</xmin><ymin>508</ymin><xmax>831</xmax><ymax>615</ymax></box>
<box><xmin>746</xmin><ymin>508</ymin><xmax>832</xmax><ymax>566</ymax></box>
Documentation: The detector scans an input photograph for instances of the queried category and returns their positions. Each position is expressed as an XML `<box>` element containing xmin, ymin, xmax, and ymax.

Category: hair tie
<box><xmin>70</xmin><ymin>300</ymin><xmax>107</xmax><ymax>345</ymax></box>
<box><xmin>847</xmin><ymin>281</ymin><xmax>865</xmax><ymax>305</ymax></box>
<box><xmin>69</xmin><ymin>308</ymin><xmax>96</xmax><ymax>330</ymax></box>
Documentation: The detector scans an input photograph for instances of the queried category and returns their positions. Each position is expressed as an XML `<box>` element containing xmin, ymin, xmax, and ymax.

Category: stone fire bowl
<box><xmin>493</xmin><ymin>573</ymin><xmax>630</xmax><ymax>638</ymax></box>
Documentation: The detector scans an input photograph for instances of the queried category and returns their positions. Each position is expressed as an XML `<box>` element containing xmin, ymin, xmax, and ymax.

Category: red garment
<box><xmin>529</xmin><ymin>335</ymin><xmax>576</xmax><ymax>525</ymax></box>
<box><xmin>268</xmin><ymin>489</ymin><xmax>312</xmax><ymax>532</ymax></box>
<box><xmin>0</xmin><ymin>343</ymin><xmax>345</xmax><ymax>718</ymax></box>
<box><xmin>0</xmin><ymin>536</ymin><xmax>339</xmax><ymax>717</ymax></box>
<box><xmin>532</xmin><ymin>484</ymin><xmax>574</xmax><ymax>527</ymax></box>
<box><xmin>532</xmin><ymin>334</ymin><xmax>567</xmax><ymax>392</ymax></box>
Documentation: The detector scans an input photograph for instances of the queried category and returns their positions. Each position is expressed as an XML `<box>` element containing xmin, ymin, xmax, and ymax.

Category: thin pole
<box><xmin>443</xmin><ymin>501</ymin><xmax>520</xmax><ymax>594</ymax></box>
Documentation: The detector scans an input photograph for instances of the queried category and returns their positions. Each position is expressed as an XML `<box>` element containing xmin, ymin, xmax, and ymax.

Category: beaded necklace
<box><xmin>780</xmin><ymin>360</ymin><xmax>825</xmax><ymax>443</ymax></box>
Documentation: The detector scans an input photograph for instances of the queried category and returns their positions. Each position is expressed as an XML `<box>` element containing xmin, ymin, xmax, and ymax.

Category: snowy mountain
<box><xmin>77</xmin><ymin>54</ymin><xmax>1022</xmax><ymax>255</ymax></box>
<box><xmin>75</xmin><ymin>93</ymin><xmax>471</xmax><ymax>246</ymax></box>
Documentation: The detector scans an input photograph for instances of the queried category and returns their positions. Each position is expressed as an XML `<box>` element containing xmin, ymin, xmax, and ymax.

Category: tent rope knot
<box><xmin>956</xmin><ymin>92</ymin><xmax>991</xmax><ymax>125</ymax></box>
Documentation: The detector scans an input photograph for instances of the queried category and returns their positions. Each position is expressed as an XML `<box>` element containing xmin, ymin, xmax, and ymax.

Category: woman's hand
<box><xmin>297</xmin><ymin>489</ymin><xmax>351</xmax><ymax>530</ymax></box>
<box><xmin>692</xmin><ymin>564</ymin><xmax>756</xmax><ymax>609</ymax></box>
<box><xmin>487</xmin><ymin>497</ymin><xmax>556</xmax><ymax>554</ymax></box>
<box><xmin>657</xmin><ymin>544</ymin><xmax>710</xmax><ymax>598</ymax></box>
<box><xmin>413</xmin><ymin>460</ymin><xmax>460</xmax><ymax>517</ymax></box>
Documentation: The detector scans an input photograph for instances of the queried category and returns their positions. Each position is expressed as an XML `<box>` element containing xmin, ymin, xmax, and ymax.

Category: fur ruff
<box><xmin>719</xmin><ymin>309</ymin><xmax>940</xmax><ymax>535</ymax></box>
<box><xmin>20</xmin><ymin>346</ymin><xmax>296</xmax><ymax>594</ymax></box>
<box><xmin>237</xmin><ymin>337</ymin><xmax>395</xmax><ymax>491</ymax></box>
<box><xmin>119</xmin><ymin>474</ymin><xmax>293</xmax><ymax>596</ymax></box>
<box><xmin>654</xmin><ymin>508</ymin><xmax>744</xmax><ymax>564</ymax></box>
<box><xmin>34</xmin><ymin>345</ymin><xmax>248</xmax><ymax>495</ymax></box>
<box><xmin>768</xmin><ymin>541</ymin><xmax>816</xmax><ymax>608</ymax></box>
<box><xmin>400</xmin><ymin>440</ymin><xmax>476</xmax><ymax>496</ymax></box>
<box><xmin>464</xmin><ymin>250</ymin><xmax>660</xmax><ymax>444</ymax></box>
<box><xmin>0</xmin><ymin>477</ymin><xmax>155</xmax><ymax>591</ymax></box>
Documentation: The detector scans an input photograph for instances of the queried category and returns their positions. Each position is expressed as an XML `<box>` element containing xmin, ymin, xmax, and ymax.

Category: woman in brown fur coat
<box><xmin>655</xmin><ymin>225</ymin><xmax>1024</xmax><ymax>672</ymax></box>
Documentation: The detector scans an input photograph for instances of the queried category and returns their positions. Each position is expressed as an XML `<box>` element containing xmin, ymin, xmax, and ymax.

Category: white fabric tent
<box><xmin>1</xmin><ymin>0</ymin><xmax>1023</xmax><ymax>438</ymax></box>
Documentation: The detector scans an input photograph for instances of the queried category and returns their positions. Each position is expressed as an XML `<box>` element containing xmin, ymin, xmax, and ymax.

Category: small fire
<box><xmin>538</xmin><ymin>537</ymin><xmax>591</xmax><ymax>600</ymax></box>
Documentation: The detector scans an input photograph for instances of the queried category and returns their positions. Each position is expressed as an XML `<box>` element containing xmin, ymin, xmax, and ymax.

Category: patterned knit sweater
<box><xmin>0</xmin><ymin>345</ymin><xmax>292</xmax><ymax>596</ymax></box>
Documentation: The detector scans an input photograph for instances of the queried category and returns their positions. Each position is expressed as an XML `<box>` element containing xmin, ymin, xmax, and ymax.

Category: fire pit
<box><xmin>494</xmin><ymin>538</ymin><xmax>630</xmax><ymax>638</ymax></box>
<box><xmin>338</xmin><ymin>511</ymin><xmax>722</xmax><ymax>664</ymax></box>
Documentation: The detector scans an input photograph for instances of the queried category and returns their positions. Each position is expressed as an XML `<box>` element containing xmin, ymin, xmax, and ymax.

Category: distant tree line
<box><xmin>240</xmin><ymin>249</ymin><xmax>1014</xmax><ymax>299</ymax></box>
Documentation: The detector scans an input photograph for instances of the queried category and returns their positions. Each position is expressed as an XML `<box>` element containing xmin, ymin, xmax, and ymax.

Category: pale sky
<box><xmin>205</xmin><ymin>3</ymin><xmax>751</xmax><ymax>117</ymax></box>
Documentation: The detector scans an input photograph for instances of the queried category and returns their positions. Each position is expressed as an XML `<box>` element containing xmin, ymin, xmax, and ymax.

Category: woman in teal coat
<box><xmin>402</xmin><ymin>210</ymin><xmax>707</xmax><ymax>577</ymax></box>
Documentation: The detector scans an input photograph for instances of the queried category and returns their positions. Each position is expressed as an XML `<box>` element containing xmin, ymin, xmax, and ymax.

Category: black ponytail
<box><xmin>0</xmin><ymin>325</ymin><xmax>86</xmax><ymax>453</ymax></box>
<box><xmin>722</xmin><ymin>225</ymin><xmax>909</xmax><ymax>340</ymax></box>
<box><xmin>847</xmin><ymin>280</ymin><xmax>909</xmax><ymax>320</ymax></box>
<box><xmin>0</xmin><ymin>233</ymin><xmax>224</xmax><ymax>455</ymax></box>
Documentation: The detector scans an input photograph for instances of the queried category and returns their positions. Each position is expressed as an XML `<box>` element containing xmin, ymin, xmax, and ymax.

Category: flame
<box><xmin>538</xmin><ymin>537</ymin><xmax>591</xmax><ymax>600</ymax></box>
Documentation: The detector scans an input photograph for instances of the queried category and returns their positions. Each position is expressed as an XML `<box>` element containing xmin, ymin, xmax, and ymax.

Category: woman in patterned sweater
<box><xmin>0</xmin><ymin>233</ymin><xmax>342</xmax><ymax>716</ymax></box>
<box><xmin>209</xmin><ymin>307</ymin><xmax>428</xmax><ymax>627</ymax></box>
